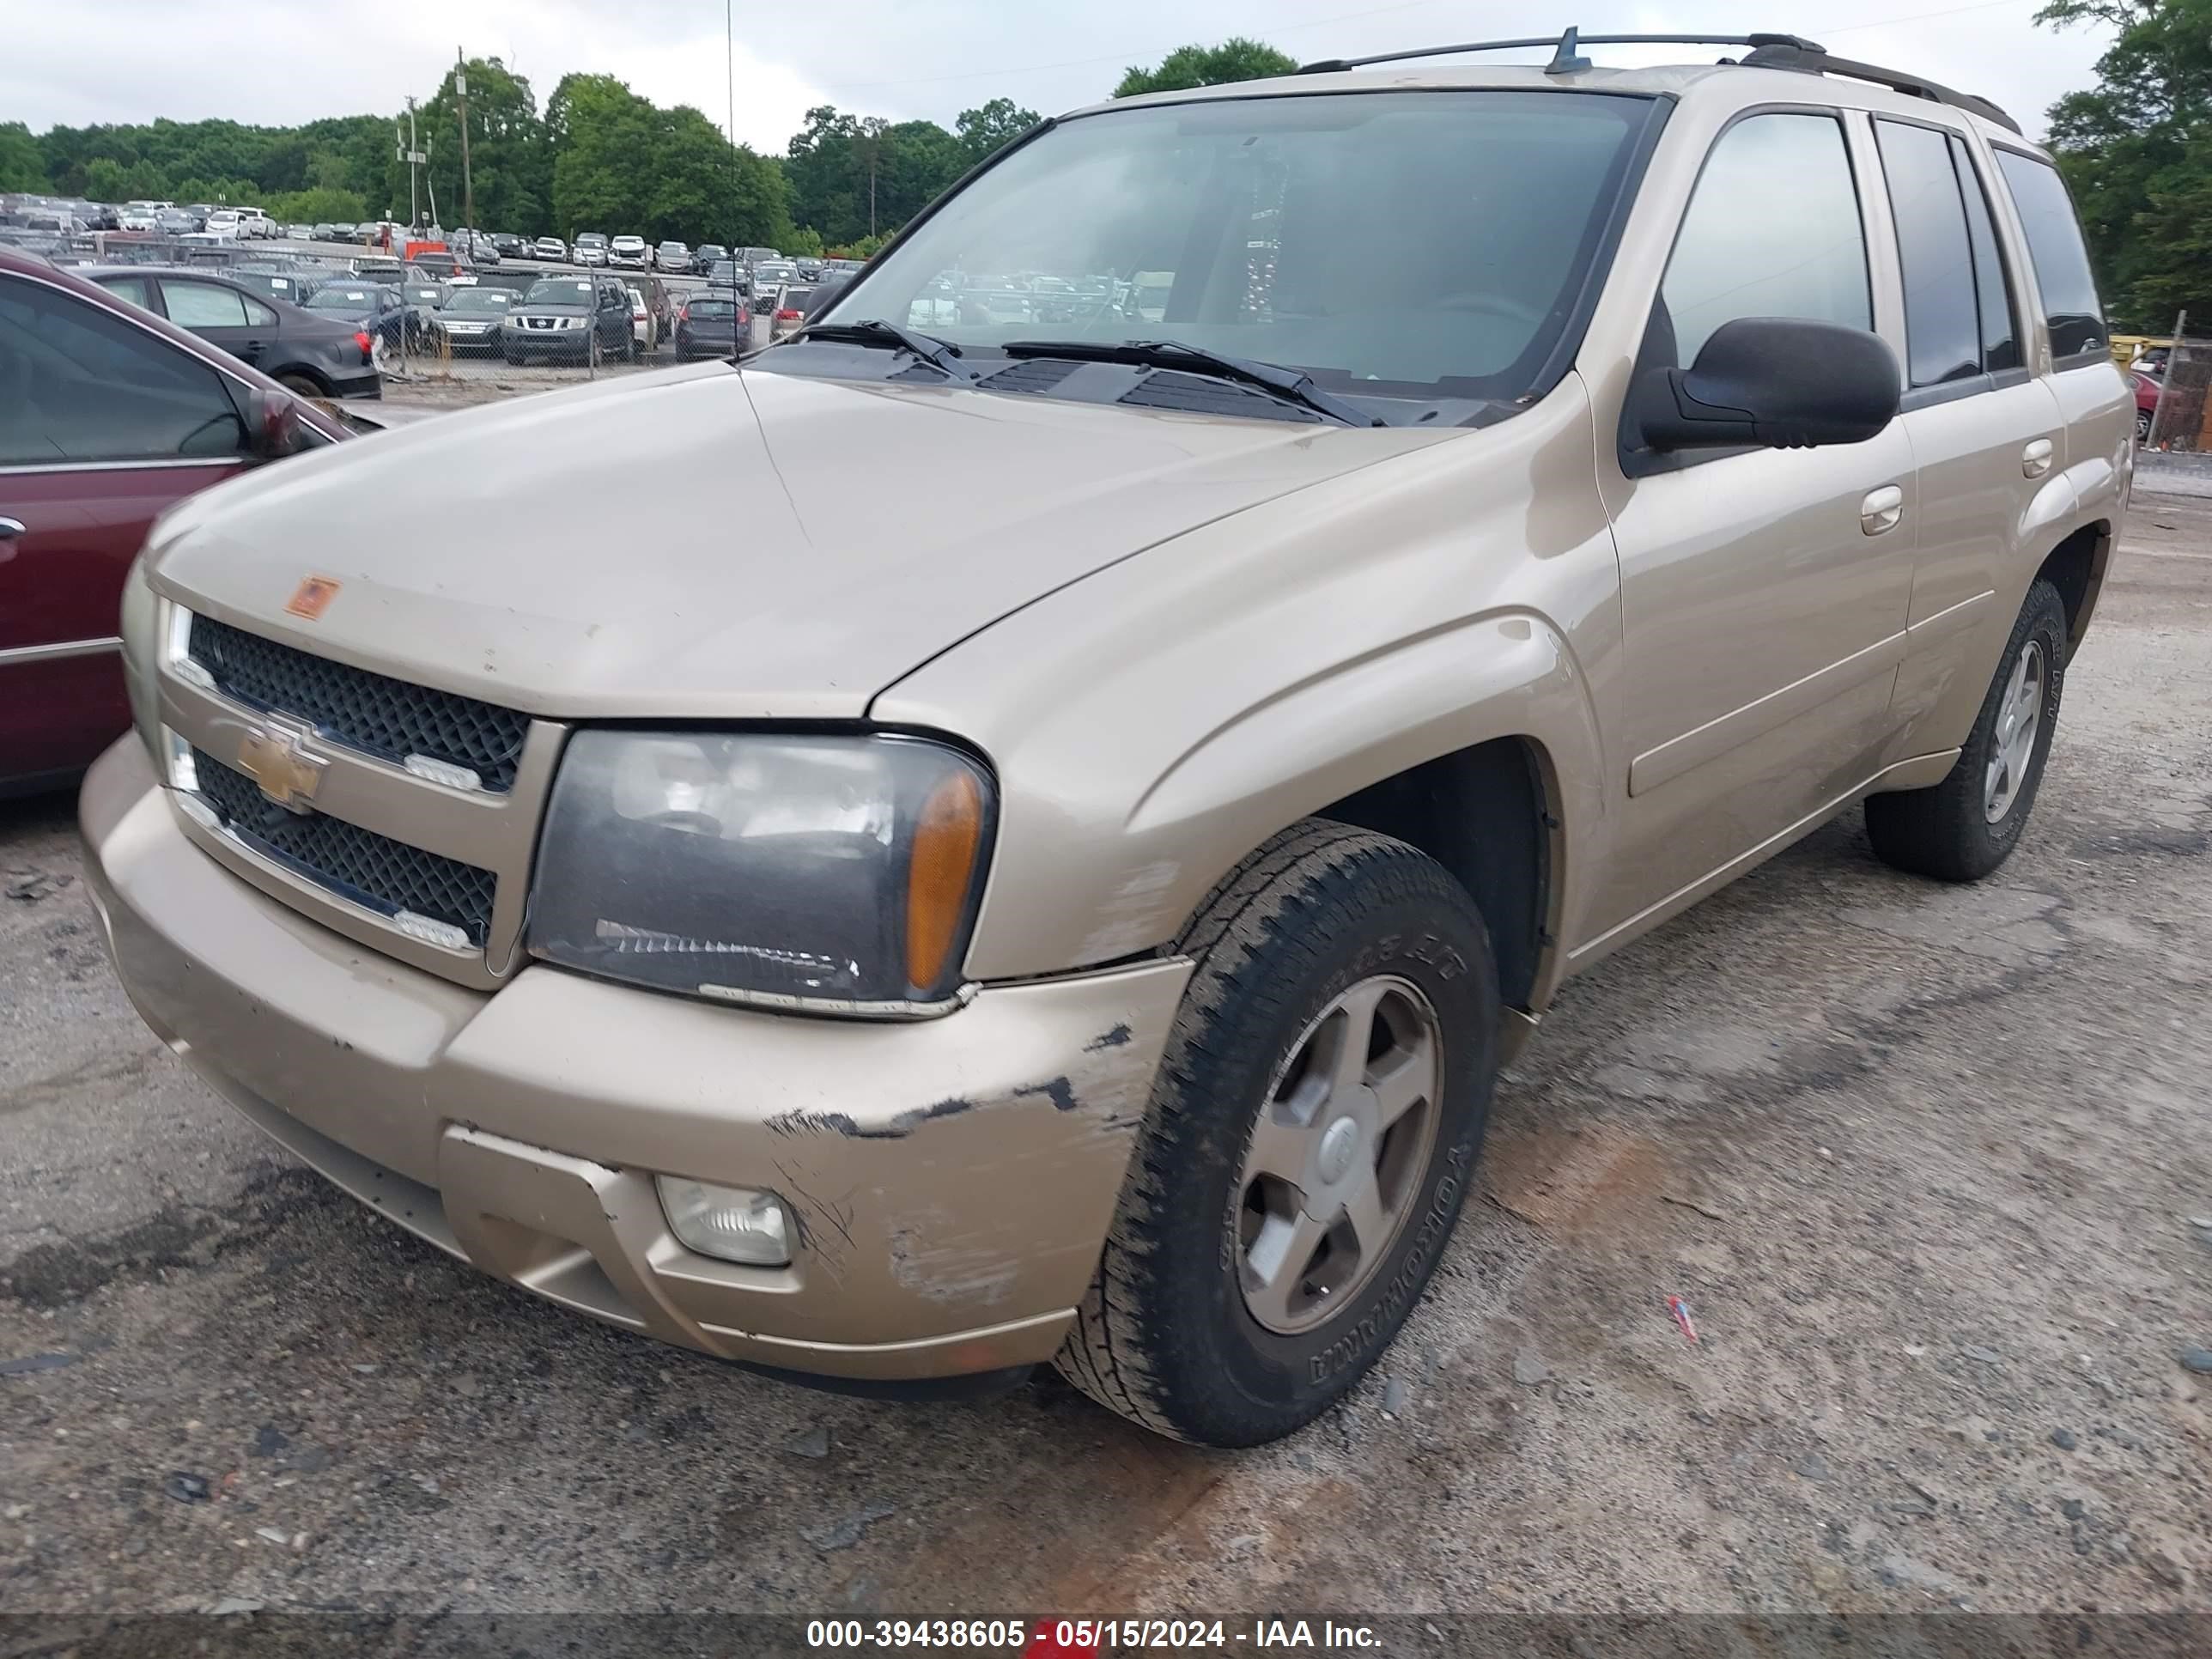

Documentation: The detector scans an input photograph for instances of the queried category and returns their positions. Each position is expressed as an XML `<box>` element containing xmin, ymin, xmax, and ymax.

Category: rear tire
<box><xmin>276</xmin><ymin>372</ymin><xmax>326</xmax><ymax>398</ymax></box>
<box><xmin>1867</xmin><ymin>578</ymin><xmax>2068</xmax><ymax>882</ymax></box>
<box><xmin>1054</xmin><ymin>820</ymin><xmax>1498</xmax><ymax>1447</ymax></box>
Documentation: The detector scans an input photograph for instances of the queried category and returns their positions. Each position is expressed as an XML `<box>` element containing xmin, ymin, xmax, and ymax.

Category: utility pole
<box><xmin>454</xmin><ymin>50</ymin><xmax>476</xmax><ymax>234</ymax></box>
<box><xmin>401</xmin><ymin>98</ymin><xmax>424</xmax><ymax>231</ymax></box>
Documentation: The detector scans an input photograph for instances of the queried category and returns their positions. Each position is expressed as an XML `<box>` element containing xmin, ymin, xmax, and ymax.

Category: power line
<box><xmin>1816</xmin><ymin>0</ymin><xmax>2033</xmax><ymax>37</ymax></box>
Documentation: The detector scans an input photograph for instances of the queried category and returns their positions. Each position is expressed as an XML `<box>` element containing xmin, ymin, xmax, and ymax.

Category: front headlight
<box><xmin>526</xmin><ymin>732</ymin><xmax>994</xmax><ymax>1017</ymax></box>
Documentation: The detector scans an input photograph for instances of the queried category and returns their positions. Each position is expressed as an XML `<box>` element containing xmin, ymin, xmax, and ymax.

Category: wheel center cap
<box><xmin>1316</xmin><ymin>1115</ymin><xmax>1362</xmax><ymax>1185</ymax></box>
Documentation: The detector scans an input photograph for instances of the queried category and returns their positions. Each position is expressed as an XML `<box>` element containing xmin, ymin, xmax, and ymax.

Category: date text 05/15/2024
<box><xmin>803</xmin><ymin>1619</ymin><xmax>1385</xmax><ymax>1651</ymax></box>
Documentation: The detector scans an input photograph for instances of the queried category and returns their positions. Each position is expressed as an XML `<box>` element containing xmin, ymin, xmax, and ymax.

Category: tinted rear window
<box><xmin>1875</xmin><ymin>120</ymin><xmax>1980</xmax><ymax>388</ymax></box>
<box><xmin>690</xmin><ymin>298</ymin><xmax>736</xmax><ymax>317</ymax></box>
<box><xmin>1994</xmin><ymin>150</ymin><xmax>2105</xmax><ymax>360</ymax></box>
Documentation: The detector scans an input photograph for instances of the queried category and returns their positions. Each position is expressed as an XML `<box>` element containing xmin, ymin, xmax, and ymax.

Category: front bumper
<box><xmin>80</xmin><ymin>738</ymin><xmax>1189</xmax><ymax>1382</ymax></box>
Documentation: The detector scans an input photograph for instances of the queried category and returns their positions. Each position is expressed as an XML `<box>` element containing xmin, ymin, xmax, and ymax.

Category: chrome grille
<box><xmin>188</xmin><ymin>616</ymin><xmax>528</xmax><ymax>792</ymax></box>
<box><xmin>191</xmin><ymin>748</ymin><xmax>498</xmax><ymax>946</ymax></box>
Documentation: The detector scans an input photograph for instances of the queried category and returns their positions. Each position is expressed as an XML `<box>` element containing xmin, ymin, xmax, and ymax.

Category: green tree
<box><xmin>955</xmin><ymin>97</ymin><xmax>1040</xmax><ymax>167</ymax></box>
<box><xmin>267</xmin><ymin>185</ymin><xmax>370</xmax><ymax>225</ymax></box>
<box><xmin>407</xmin><ymin>58</ymin><xmax>548</xmax><ymax>232</ymax></box>
<box><xmin>547</xmin><ymin>72</ymin><xmax>656</xmax><ymax>236</ymax></box>
<box><xmin>1114</xmin><ymin>38</ymin><xmax>1297</xmax><ymax>98</ymax></box>
<box><xmin>783</xmin><ymin>106</ymin><xmax>964</xmax><ymax>246</ymax></box>
<box><xmin>2038</xmin><ymin>0</ymin><xmax>2212</xmax><ymax>330</ymax></box>
<box><xmin>0</xmin><ymin>122</ymin><xmax>46</xmax><ymax>191</ymax></box>
<box><xmin>81</xmin><ymin>156</ymin><xmax>131</xmax><ymax>202</ymax></box>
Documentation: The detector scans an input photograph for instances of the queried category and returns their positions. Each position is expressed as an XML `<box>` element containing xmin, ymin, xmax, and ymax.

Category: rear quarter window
<box><xmin>1994</xmin><ymin>150</ymin><xmax>2106</xmax><ymax>362</ymax></box>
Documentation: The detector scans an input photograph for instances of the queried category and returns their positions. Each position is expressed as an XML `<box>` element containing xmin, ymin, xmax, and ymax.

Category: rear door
<box><xmin>1869</xmin><ymin>116</ymin><xmax>2067</xmax><ymax>757</ymax></box>
<box><xmin>0</xmin><ymin>270</ymin><xmax>253</xmax><ymax>786</ymax></box>
<box><xmin>156</xmin><ymin>276</ymin><xmax>280</xmax><ymax>368</ymax></box>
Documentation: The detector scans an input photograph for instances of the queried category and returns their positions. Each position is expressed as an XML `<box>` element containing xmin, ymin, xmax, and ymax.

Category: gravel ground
<box><xmin>2</xmin><ymin>482</ymin><xmax>2208</xmax><ymax>1637</ymax></box>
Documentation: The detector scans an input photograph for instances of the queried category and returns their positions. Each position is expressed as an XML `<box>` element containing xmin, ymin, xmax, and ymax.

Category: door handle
<box><xmin>2022</xmin><ymin>437</ymin><xmax>2054</xmax><ymax>478</ymax></box>
<box><xmin>0</xmin><ymin>517</ymin><xmax>26</xmax><ymax>539</ymax></box>
<box><xmin>1860</xmin><ymin>485</ymin><xmax>1904</xmax><ymax>537</ymax></box>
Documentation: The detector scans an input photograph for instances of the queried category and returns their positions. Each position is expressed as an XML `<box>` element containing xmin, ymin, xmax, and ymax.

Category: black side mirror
<box><xmin>244</xmin><ymin>387</ymin><xmax>303</xmax><ymax>459</ymax></box>
<box><xmin>1636</xmin><ymin>317</ymin><xmax>1899</xmax><ymax>453</ymax></box>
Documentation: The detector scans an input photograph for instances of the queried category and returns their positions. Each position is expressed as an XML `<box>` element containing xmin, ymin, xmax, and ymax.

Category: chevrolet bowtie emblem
<box><xmin>236</xmin><ymin>718</ymin><xmax>326</xmax><ymax>813</ymax></box>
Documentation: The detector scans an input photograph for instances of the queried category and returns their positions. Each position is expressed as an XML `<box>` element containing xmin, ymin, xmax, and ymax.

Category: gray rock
<box><xmin>164</xmin><ymin>1472</ymin><xmax>210</xmax><ymax>1504</ymax></box>
<box><xmin>204</xmin><ymin>1597</ymin><xmax>264</xmax><ymax>1617</ymax></box>
<box><xmin>1512</xmin><ymin>1350</ymin><xmax>1551</xmax><ymax>1387</ymax></box>
<box><xmin>251</xmin><ymin>1423</ymin><xmax>289</xmax><ymax>1458</ymax></box>
<box><xmin>802</xmin><ymin>1504</ymin><xmax>896</xmax><ymax>1552</ymax></box>
<box><xmin>1381</xmin><ymin>1376</ymin><xmax>1410</xmax><ymax>1415</ymax></box>
<box><xmin>783</xmin><ymin>1425</ymin><xmax>831</xmax><ymax>1460</ymax></box>
<box><xmin>2050</xmin><ymin>1428</ymin><xmax>2078</xmax><ymax>1451</ymax></box>
<box><xmin>0</xmin><ymin>1352</ymin><xmax>76</xmax><ymax>1376</ymax></box>
<box><xmin>1877</xmin><ymin>1553</ymin><xmax>1961</xmax><ymax>1595</ymax></box>
<box><xmin>284</xmin><ymin>1445</ymin><xmax>334</xmax><ymax>1474</ymax></box>
<box><xmin>2179</xmin><ymin>1347</ymin><xmax>2212</xmax><ymax>1376</ymax></box>
<box><xmin>1962</xmin><ymin>1346</ymin><xmax>2004</xmax><ymax>1366</ymax></box>
<box><xmin>1794</xmin><ymin>1454</ymin><xmax>1832</xmax><ymax>1482</ymax></box>
<box><xmin>2061</xmin><ymin>1498</ymin><xmax>2087</xmax><ymax>1521</ymax></box>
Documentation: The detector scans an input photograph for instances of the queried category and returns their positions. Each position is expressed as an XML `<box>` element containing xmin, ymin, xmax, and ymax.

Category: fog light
<box><xmin>656</xmin><ymin>1176</ymin><xmax>792</xmax><ymax>1266</ymax></box>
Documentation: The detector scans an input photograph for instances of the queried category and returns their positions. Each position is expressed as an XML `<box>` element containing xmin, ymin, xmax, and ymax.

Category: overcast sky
<box><xmin>9</xmin><ymin>0</ymin><xmax>2112</xmax><ymax>150</ymax></box>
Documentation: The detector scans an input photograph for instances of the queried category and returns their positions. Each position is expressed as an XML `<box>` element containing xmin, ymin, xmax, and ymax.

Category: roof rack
<box><xmin>1296</xmin><ymin>23</ymin><xmax>2022</xmax><ymax>135</ymax></box>
<box><xmin>1738</xmin><ymin>40</ymin><xmax>2021</xmax><ymax>134</ymax></box>
<box><xmin>1296</xmin><ymin>28</ymin><xmax>1824</xmax><ymax>76</ymax></box>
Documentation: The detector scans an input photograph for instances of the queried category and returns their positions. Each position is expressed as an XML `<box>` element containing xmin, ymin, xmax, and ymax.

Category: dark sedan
<box><xmin>301</xmin><ymin>281</ymin><xmax>421</xmax><ymax>353</ymax></box>
<box><xmin>672</xmin><ymin>291</ymin><xmax>750</xmax><ymax>360</ymax></box>
<box><xmin>437</xmin><ymin>284</ymin><xmax>517</xmax><ymax>353</ymax></box>
<box><xmin>79</xmin><ymin>266</ymin><xmax>380</xmax><ymax>400</ymax></box>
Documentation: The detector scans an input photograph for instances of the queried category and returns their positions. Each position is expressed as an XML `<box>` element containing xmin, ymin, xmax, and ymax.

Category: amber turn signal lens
<box><xmin>906</xmin><ymin>768</ymin><xmax>984</xmax><ymax>994</ymax></box>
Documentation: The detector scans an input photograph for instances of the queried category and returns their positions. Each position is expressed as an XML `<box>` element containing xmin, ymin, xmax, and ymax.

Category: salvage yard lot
<box><xmin>2</xmin><ymin>483</ymin><xmax>2208</xmax><ymax>1620</ymax></box>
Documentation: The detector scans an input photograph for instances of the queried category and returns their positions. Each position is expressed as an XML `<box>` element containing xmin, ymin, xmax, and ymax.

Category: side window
<box><xmin>1659</xmin><ymin>112</ymin><xmax>1871</xmax><ymax>365</ymax></box>
<box><xmin>1952</xmin><ymin>137</ymin><xmax>2020</xmax><ymax>373</ymax></box>
<box><xmin>98</xmin><ymin>275</ymin><xmax>155</xmax><ymax>312</ymax></box>
<box><xmin>161</xmin><ymin>281</ymin><xmax>252</xmax><ymax>329</ymax></box>
<box><xmin>1994</xmin><ymin>149</ymin><xmax>2106</xmax><ymax>360</ymax></box>
<box><xmin>1875</xmin><ymin>120</ymin><xmax>1981</xmax><ymax>387</ymax></box>
<box><xmin>0</xmin><ymin>276</ymin><xmax>248</xmax><ymax>465</ymax></box>
<box><xmin>241</xmin><ymin>294</ymin><xmax>278</xmax><ymax>327</ymax></box>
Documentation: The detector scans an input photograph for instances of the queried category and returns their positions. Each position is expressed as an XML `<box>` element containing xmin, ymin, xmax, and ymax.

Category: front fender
<box><xmin>873</xmin><ymin>378</ymin><xmax>1620</xmax><ymax>986</ymax></box>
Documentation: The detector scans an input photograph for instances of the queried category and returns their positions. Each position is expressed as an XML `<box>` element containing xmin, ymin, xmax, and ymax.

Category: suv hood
<box><xmin>147</xmin><ymin>362</ymin><xmax>1445</xmax><ymax>720</ymax></box>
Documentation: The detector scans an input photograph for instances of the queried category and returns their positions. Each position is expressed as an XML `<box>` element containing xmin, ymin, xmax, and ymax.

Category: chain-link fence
<box><xmin>2134</xmin><ymin>326</ymin><xmax>2198</xmax><ymax>453</ymax></box>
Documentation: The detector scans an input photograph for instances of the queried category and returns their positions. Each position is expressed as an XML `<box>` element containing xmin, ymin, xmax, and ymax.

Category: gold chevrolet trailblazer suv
<box><xmin>82</xmin><ymin>30</ymin><xmax>2130</xmax><ymax>1446</ymax></box>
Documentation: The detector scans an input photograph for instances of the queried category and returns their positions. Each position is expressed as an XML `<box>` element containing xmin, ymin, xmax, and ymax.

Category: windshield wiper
<box><xmin>1001</xmin><ymin>338</ymin><xmax>1382</xmax><ymax>428</ymax></box>
<box><xmin>788</xmin><ymin>318</ymin><xmax>975</xmax><ymax>380</ymax></box>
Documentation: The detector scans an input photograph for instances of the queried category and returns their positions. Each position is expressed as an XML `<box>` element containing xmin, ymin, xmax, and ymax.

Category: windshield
<box><xmin>688</xmin><ymin>298</ymin><xmax>737</xmax><ymax>318</ymax></box>
<box><xmin>525</xmin><ymin>279</ymin><xmax>593</xmax><ymax>306</ymax></box>
<box><xmin>405</xmin><ymin>285</ymin><xmax>443</xmax><ymax>304</ymax></box>
<box><xmin>575</xmin><ymin>234</ymin><xmax>605</xmax><ymax>246</ymax></box>
<box><xmin>819</xmin><ymin>90</ymin><xmax>1651</xmax><ymax>404</ymax></box>
<box><xmin>309</xmin><ymin>287</ymin><xmax>374</xmax><ymax>309</ymax></box>
<box><xmin>447</xmin><ymin>289</ymin><xmax>513</xmax><ymax>313</ymax></box>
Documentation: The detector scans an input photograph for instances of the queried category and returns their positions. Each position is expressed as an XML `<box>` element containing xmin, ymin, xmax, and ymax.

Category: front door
<box><xmin>1582</xmin><ymin>108</ymin><xmax>1918</xmax><ymax>954</ymax></box>
<box><xmin>0</xmin><ymin>270</ymin><xmax>252</xmax><ymax>785</ymax></box>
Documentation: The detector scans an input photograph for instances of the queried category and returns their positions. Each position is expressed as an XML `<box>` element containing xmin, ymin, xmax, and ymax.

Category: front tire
<box><xmin>1867</xmin><ymin>577</ymin><xmax>2068</xmax><ymax>882</ymax></box>
<box><xmin>1055</xmin><ymin>821</ymin><xmax>1498</xmax><ymax>1447</ymax></box>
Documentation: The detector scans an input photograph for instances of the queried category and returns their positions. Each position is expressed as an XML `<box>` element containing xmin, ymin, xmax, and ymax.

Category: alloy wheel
<box><xmin>1984</xmin><ymin>638</ymin><xmax>2045</xmax><ymax>823</ymax></box>
<box><xmin>1235</xmin><ymin>975</ymin><xmax>1442</xmax><ymax>1334</ymax></box>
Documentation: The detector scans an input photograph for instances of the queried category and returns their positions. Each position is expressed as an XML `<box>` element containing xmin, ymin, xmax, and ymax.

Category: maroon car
<box><xmin>2134</xmin><ymin>370</ymin><xmax>2162</xmax><ymax>446</ymax></box>
<box><xmin>0</xmin><ymin>249</ymin><xmax>348</xmax><ymax>795</ymax></box>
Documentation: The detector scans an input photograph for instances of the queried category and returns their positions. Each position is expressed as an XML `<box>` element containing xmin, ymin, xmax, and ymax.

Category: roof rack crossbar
<box><xmin>1738</xmin><ymin>41</ymin><xmax>2021</xmax><ymax>133</ymax></box>
<box><xmin>1297</xmin><ymin>29</ymin><xmax>1825</xmax><ymax>76</ymax></box>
